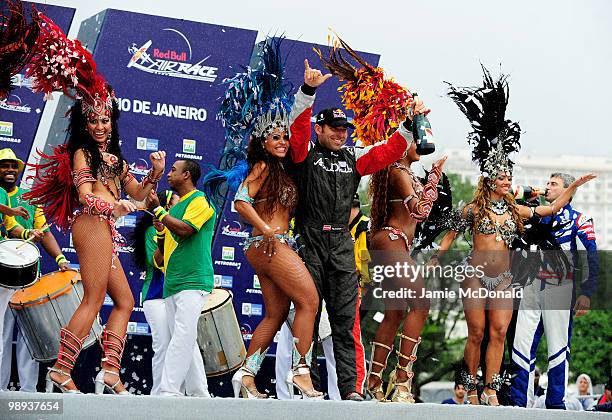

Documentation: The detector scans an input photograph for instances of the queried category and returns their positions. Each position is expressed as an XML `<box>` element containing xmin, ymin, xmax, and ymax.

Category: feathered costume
<box><xmin>314</xmin><ymin>33</ymin><xmax>413</xmax><ymax>146</ymax></box>
<box><xmin>445</xmin><ymin>65</ymin><xmax>570</xmax><ymax>286</ymax></box>
<box><xmin>0</xmin><ymin>0</ymin><xmax>40</xmax><ymax>99</ymax></box>
<box><xmin>202</xmin><ymin>37</ymin><xmax>294</xmax><ymax>209</ymax></box>
<box><xmin>22</xmin><ymin>13</ymin><xmax>116</xmax><ymax>232</ymax></box>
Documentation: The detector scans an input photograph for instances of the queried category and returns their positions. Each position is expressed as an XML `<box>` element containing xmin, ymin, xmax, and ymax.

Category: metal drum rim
<box><xmin>200</xmin><ymin>288</ymin><xmax>232</xmax><ymax>314</ymax></box>
<box><xmin>0</xmin><ymin>238</ymin><xmax>41</xmax><ymax>268</ymax></box>
<box><xmin>9</xmin><ymin>269</ymin><xmax>81</xmax><ymax>308</ymax></box>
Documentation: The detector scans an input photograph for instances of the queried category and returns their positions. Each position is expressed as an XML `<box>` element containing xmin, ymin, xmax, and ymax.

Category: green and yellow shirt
<box><xmin>162</xmin><ymin>189</ymin><xmax>215</xmax><ymax>298</ymax></box>
<box><xmin>0</xmin><ymin>187</ymin><xmax>19</xmax><ymax>238</ymax></box>
<box><xmin>8</xmin><ymin>187</ymin><xmax>49</xmax><ymax>232</ymax></box>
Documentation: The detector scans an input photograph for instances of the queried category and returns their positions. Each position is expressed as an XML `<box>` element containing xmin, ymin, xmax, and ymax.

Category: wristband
<box><xmin>154</xmin><ymin>206</ymin><xmax>168</xmax><ymax>222</ymax></box>
<box><xmin>56</xmin><ymin>254</ymin><xmax>70</xmax><ymax>266</ymax></box>
<box><xmin>21</xmin><ymin>229</ymin><xmax>30</xmax><ymax>240</ymax></box>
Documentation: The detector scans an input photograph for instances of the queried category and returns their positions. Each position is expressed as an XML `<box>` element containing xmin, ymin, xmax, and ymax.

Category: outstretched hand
<box><xmin>572</xmin><ymin>173</ymin><xmax>597</xmax><ymax>188</ymax></box>
<box><xmin>304</xmin><ymin>59</ymin><xmax>332</xmax><ymax>88</ymax></box>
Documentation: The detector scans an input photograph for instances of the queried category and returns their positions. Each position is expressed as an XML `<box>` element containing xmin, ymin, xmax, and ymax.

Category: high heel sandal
<box><xmin>94</xmin><ymin>328</ymin><xmax>130</xmax><ymax>395</ymax></box>
<box><xmin>286</xmin><ymin>341</ymin><xmax>323</xmax><ymax>400</ymax></box>
<box><xmin>45</xmin><ymin>327</ymin><xmax>86</xmax><ymax>394</ymax></box>
<box><xmin>231</xmin><ymin>348</ymin><xmax>268</xmax><ymax>399</ymax></box>
<box><xmin>366</xmin><ymin>341</ymin><xmax>392</xmax><ymax>401</ymax></box>
<box><xmin>480</xmin><ymin>373</ymin><xmax>502</xmax><ymax>406</ymax></box>
<box><xmin>386</xmin><ymin>334</ymin><xmax>420</xmax><ymax>403</ymax></box>
<box><xmin>460</xmin><ymin>363</ymin><xmax>479</xmax><ymax>405</ymax></box>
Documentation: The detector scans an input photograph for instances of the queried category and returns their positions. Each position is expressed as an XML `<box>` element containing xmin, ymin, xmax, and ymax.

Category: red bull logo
<box><xmin>153</xmin><ymin>48</ymin><xmax>187</xmax><ymax>62</ymax></box>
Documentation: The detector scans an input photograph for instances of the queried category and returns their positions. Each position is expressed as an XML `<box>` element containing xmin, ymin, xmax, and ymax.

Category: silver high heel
<box><xmin>94</xmin><ymin>328</ymin><xmax>130</xmax><ymax>395</ymax></box>
<box><xmin>285</xmin><ymin>341</ymin><xmax>323</xmax><ymax>400</ymax></box>
<box><xmin>231</xmin><ymin>348</ymin><xmax>268</xmax><ymax>399</ymax></box>
<box><xmin>45</xmin><ymin>327</ymin><xmax>86</xmax><ymax>394</ymax></box>
<box><xmin>45</xmin><ymin>367</ymin><xmax>81</xmax><ymax>394</ymax></box>
<box><xmin>94</xmin><ymin>369</ymin><xmax>129</xmax><ymax>395</ymax></box>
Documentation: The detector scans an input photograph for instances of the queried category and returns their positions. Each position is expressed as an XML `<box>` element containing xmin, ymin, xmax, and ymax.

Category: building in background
<box><xmin>440</xmin><ymin>148</ymin><xmax>612</xmax><ymax>250</ymax></box>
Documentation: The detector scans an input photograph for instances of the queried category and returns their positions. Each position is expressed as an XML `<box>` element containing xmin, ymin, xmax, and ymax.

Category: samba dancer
<box><xmin>432</xmin><ymin>67</ymin><xmax>595</xmax><ymax>405</ymax></box>
<box><xmin>366</xmin><ymin>127</ymin><xmax>446</xmax><ymax>402</ymax></box>
<box><xmin>24</xmin><ymin>15</ymin><xmax>165</xmax><ymax>394</ymax></box>
<box><xmin>203</xmin><ymin>38</ymin><xmax>322</xmax><ymax>399</ymax></box>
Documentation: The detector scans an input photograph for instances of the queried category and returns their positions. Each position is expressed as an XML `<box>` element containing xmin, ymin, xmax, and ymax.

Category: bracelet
<box><xmin>154</xmin><ymin>206</ymin><xmax>168</xmax><ymax>222</ymax></box>
<box><xmin>21</xmin><ymin>229</ymin><xmax>30</xmax><ymax>240</ymax></box>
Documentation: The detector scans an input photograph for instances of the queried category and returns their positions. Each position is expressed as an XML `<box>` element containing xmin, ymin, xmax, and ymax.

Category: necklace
<box><xmin>491</xmin><ymin>199</ymin><xmax>508</xmax><ymax>216</ymax></box>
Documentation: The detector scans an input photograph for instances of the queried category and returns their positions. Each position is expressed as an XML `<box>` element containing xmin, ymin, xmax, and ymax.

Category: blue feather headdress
<box><xmin>202</xmin><ymin>36</ymin><xmax>294</xmax><ymax>209</ymax></box>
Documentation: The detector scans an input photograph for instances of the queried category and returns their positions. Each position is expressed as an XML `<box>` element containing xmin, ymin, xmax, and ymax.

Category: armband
<box><xmin>234</xmin><ymin>183</ymin><xmax>254</xmax><ymax>205</ymax></box>
<box><xmin>72</xmin><ymin>167</ymin><xmax>96</xmax><ymax>188</ymax></box>
<box><xmin>410</xmin><ymin>165</ymin><xmax>442</xmax><ymax>222</ymax></box>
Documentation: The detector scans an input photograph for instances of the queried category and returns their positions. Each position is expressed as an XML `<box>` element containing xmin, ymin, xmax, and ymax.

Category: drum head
<box><xmin>10</xmin><ymin>269</ymin><xmax>80</xmax><ymax>307</ymax></box>
<box><xmin>0</xmin><ymin>239</ymin><xmax>40</xmax><ymax>268</ymax></box>
<box><xmin>201</xmin><ymin>288</ymin><xmax>231</xmax><ymax>313</ymax></box>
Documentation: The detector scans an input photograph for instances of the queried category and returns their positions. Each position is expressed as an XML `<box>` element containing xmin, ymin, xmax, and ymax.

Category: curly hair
<box><xmin>66</xmin><ymin>84</ymin><xmax>125</xmax><ymax>179</ymax></box>
<box><xmin>369</xmin><ymin>166</ymin><xmax>391</xmax><ymax>232</ymax></box>
<box><xmin>469</xmin><ymin>176</ymin><xmax>524</xmax><ymax>234</ymax></box>
<box><xmin>246</xmin><ymin>134</ymin><xmax>296</xmax><ymax>218</ymax></box>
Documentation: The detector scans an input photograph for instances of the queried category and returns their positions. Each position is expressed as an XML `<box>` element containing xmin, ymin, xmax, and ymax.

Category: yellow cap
<box><xmin>0</xmin><ymin>148</ymin><xmax>24</xmax><ymax>173</ymax></box>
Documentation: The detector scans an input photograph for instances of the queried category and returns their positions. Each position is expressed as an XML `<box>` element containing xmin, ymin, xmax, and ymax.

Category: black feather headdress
<box><xmin>446</xmin><ymin>65</ymin><xmax>521</xmax><ymax>178</ymax></box>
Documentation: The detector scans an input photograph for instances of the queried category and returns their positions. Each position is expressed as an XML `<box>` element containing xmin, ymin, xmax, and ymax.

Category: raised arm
<box><xmin>354</xmin><ymin>97</ymin><xmax>431</xmax><ymax>176</ymax></box>
<box><xmin>122</xmin><ymin>151</ymin><xmax>166</xmax><ymax>201</ymax></box>
<box><xmin>288</xmin><ymin>59</ymin><xmax>332</xmax><ymax>163</ymax></box>
<box><xmin>517</xmin><ymin>173</ymin><xmax>597</xmax><ymax>219</ymax></box>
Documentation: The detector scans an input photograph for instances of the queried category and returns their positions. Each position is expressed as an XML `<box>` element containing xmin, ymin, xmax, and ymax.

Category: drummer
<box><xmin>0</xmin><ymin>148</ymin><xmax>68</xmax><ymax>392</ymax></box>
<box><xmin>146</xmin><ymin>159</ymin><xmax>215</xmax><ymax>397</ymax></box>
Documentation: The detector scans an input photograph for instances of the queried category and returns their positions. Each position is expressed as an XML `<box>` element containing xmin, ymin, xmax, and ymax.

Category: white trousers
<box><xmin>275</xmin><ymin>323</ymin><xmax>340</xmax><ymax>400</ymax></box>
<box><xmin>159</xmin><ymin>290</ymin><xmax>210</xmax><ymax>397</ymax></box>
<box><xmin>1</xmin><ymin>305</ymin><xmax>39</xmax><ymax>392</ymax></box>
<box><xmin>511</xmin><ymin>278</ymin><xmax>573</xmax><ymax>409</ymax></box>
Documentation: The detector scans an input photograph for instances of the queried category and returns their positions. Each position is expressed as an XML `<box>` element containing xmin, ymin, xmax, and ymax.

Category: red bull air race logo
<box><xmin>127</xmin><ymin>28</ymin><xmax>218</xmax><ymax>82</ymax></box>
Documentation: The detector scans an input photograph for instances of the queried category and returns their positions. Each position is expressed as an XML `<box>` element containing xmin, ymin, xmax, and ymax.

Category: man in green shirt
<box><xmin>0</xmin><ymin>148</ymin><xmax>69</xmax><ymax>392</ymax></box>
<box><xmin>147</xmin><ymin>158</ymin><xmax>215</xmax><ymax>397</ymax></box>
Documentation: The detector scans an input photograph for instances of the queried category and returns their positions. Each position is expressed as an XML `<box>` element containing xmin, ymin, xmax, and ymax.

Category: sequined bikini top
<box><xmin>466</xmin><ymin>207</ymin><xmax>518</xmax><ymax>247</ymax></box>
<box><xmin>388</xmin><ymin>162</ymin><xmax>424</xmax><ymax>202</ymax></box>
<box><xmin>254</xmin><ymin>176</ymin><xmax>298</xmax><ymax>214</ymax></box>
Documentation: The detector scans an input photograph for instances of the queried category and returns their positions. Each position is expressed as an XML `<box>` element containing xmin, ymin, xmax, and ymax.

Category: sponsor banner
<box><xmin>209</xmin><ymin>39</ymin><xmax>379</xmax><ymax>354</ymax></box>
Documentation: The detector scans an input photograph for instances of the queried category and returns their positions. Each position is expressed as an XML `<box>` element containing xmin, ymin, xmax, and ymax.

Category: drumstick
<box><xmin>16</xmin><ymin>224</ymin><xmax>49</xmax><ymax>249</ymax></box>
<box><xmin>138</xmin><ymin>208</ymin><xmax>155</xmax><ymax>216</ymax></box>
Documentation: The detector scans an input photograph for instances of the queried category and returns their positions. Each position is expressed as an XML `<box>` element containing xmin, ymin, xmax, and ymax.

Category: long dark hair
<box><xmin>67</xmin><ymin>84</ymin><xmax>124</xmax><ymax>179</ymax></box>
<box><xmin>132</xmin><ymin>190</ymin><xmax>173</xmax><ymax>271</ymax></box>
<box><xmin>246</xmin><ymin>134</ymin><xmax>296</xmax><ymax>217</ymax></box>
<box><xmin>369</xmin><ymin>166</ymin><xmax>391</xmax><ymax>232</ymax></box>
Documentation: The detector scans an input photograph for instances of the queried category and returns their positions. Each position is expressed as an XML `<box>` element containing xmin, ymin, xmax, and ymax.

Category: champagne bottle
<box><xmin>411</xmin><ymin>92</ymin><xmax>435</xmax><ymax>156</ymax></box>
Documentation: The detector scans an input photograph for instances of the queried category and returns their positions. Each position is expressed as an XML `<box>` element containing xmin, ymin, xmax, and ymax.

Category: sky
<box><xmin>32</xmin><ymin>0</ymin><xmax>612</xmax><ymax>158</ymax></box>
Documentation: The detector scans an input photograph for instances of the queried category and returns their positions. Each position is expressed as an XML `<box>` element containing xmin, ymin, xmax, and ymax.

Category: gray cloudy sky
<box><xmin>36</xmin><ymin>0</ymin><xmax>612</xmax><ymax>157</ymax></box>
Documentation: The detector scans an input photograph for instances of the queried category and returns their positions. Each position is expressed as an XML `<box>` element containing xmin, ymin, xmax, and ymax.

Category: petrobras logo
<box><xmin>136</xmin><ymin>136</ymin><xmax>159</xmax><ymax>151</ymax></box>
<box><xmin>221</xmin><ymin>221</ymin><xmax>249</xmax><ymax>238</ymax></box>
<box><xmin>251</xmin><ymin>304</ymin><xmax>263</xmax><ymax>316</ymax></box>
<box><xmin>253</xmin><ymin>275</ymin><xmax>261</xmax><ymax>289</ymax></box>
<box><xmin>222</xmin><ymin>246</ymin><xmax>235</xmax><ymax>261</ymax></box>
<box><xmin>182</xmin><ymin>138</ymin><xmax>196</xmax><ymax>154</ymax></box>
<box><xmin>242</xmin><ymin>302</ymin><xmax>252</xmax><ymax>316</ymax></box>
<box><xmin>0</xmin><ymin>94</ymin><xmax>32</xmax><ymax>114</ymax></box>
<box><xmin>129</xmin><ymin>158</ymin><xmax>150</xmax><ymax>176</ymax></box>
<box><xmin>214</xmin><ymin>274</ymin><xmax>233</xmax><ymax>288</ymax></box>
<box><xmin>116</xmin><ymin>215</ymin><xmax>137</xmax><ymax>228</ymax></box>
<box><xmin>127</xmin><ymin>29</ymin><xmax>218</xmax><ymax>83</ymax></box>
<box><xmin>0</xmin><ymin>121</ymin><xmax>13</xmax><ymax>137</ymax></box>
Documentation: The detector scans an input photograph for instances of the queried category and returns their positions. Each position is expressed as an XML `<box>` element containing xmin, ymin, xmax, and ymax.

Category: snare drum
<box><xmin>9</xmin><ymin>269</ymin><xmax>103</xmax><ymax>362</ymax></box>
<box><xmin>196</xmin><ymin>288</ymin><xmax>246</xmax><ymax>376</ymax></box>
<box><xmin>0</xmin><ymin>239</ymin><xmax>40</xmax><ymax>288</ymax></box>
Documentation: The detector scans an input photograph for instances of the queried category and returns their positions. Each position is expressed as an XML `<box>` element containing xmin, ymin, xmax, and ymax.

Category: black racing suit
<box><xmin>288</xmin><ymin>85</ymin><xmax>414</xmax><ymax>397</ymax></box>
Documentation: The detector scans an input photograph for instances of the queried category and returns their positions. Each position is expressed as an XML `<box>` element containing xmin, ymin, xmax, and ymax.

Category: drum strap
<box><xmin>101</xmin><ymin>328</ymin><xmax>127</xmax><ymax>370</ymax></box>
